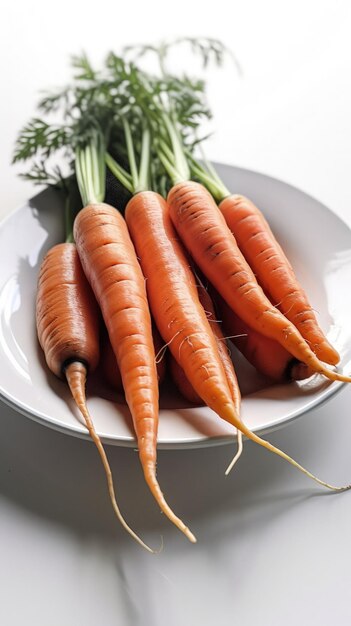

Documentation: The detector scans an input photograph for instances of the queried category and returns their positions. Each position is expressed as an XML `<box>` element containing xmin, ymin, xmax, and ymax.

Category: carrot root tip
<box><xmin>185</xmin><ymin>528</ymin><xmax>197</xmax><ymax>543</ymax></box>
<box><xmin>225</xmin><ymin>430</ymin><xmax>244</xmax><ymax>476</ymax></box>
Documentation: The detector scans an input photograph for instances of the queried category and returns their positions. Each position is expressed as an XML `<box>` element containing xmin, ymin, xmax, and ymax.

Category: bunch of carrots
<box><xmin>13</xmin><ymin>41</ymin><xmax>351</xmax><ymax>551</ymax></box>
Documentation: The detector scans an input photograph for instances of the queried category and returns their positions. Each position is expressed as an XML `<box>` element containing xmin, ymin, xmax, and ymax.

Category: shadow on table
<box><xmin>0</xmin><ymin>386</ymin><xmax>350</xmax><ymax>553</ymax></box>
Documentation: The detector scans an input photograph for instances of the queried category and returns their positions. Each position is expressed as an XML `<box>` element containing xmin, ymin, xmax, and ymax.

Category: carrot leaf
<box><xmin>12</xmin><ymin>118</ymin><xmax>70</xmax><ymax>163</ymax></box>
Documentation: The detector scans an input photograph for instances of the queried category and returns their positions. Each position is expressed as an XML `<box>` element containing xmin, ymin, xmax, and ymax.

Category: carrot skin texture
<box><xmin>125</xmin><ymin>191</ymin><xmax>235</xmax><ymax>419</ymax></box>
<box><xmin>74</xmin><ymin>202</ymin><xmax>195</xmax><ymax>543</ymax></box>
<box><xmin>167</xmin><ymin>181</ymin><xmax>351</xmax><ymax>384</ymax></box>
<box><xmin>214</xmin><ymin>291</ymin><xmax>312</xmax><ymax>381</ymax></box>
<box><xmin>100</xmin><ymin>330</ymin><xmax>123</xmax><ymax>392</ymax></box>
<box><xmin>152</xmin><ymin>323</ymin><xmax>167</xmax><ymax>385</ymax></box>
<box><xmin>36</xmin><ymin>243</ymin><xmax>100</xmax><ymax>378</ymax></box>
<box><xmin>197</xmin><ymin>282</ymin><xmax>241</xmax><ymax>414</ymax></box>
<box><xmin>219</xmin><ymin>194</ymin><xmax>339</xmax><ymax>366</ymax></box>
<box><xmin>167</xmin><ymin>284</ymin><xmax>238</xmax><ymax>408</ymax></box>
<box><xmin>197</xmin><ymin>282</ymin><xmax>244</xmax><ymax>470</ymax></box>
<box><xmin>168</xmin><ymin>284</ymin><xmax>241</xmax><ymax>410</ymax></box>
<box><xmin>101</xmin><ymin>323</ymin><xmax>166</xmax><ymax>392</ymax></box>
<box><xmin>169</xmin><ymin>354</ymin><xmax>203</xmax><ymax>404</ymax></box>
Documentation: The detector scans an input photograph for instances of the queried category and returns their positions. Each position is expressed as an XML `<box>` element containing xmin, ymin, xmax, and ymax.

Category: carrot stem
<box><xmin>158</xmin><ymin>149</ymin><xmax>183</xmax><ymax>185</ymax></box>
<box><xmin>105</xmin><ymin>153</ymin><xmax>134</xmax><ymax>194</ymax></box>
<box><xmin>158</xmin><ymin>138</ymin><xmax>174</xmax><ymax>164</ymax></box>
<box><xmin>123</xmin><ymin>117</ymin><xmax>139</xmax><ymax>192</ymax></box>
<box><xmin>75</xmin><ymin>130</ymin><xmax>106</xmax><ymax>206</ymax></box>
<box><xmin>106</xmin><ymin>123</ymin><xmax>151</xmax><ymax>195</ymax></box>
<box><xmin>162</xmin><ymin>112</ymin><xmax>190</xmax><ymax>181</ymax></box>
<box><xmin>64</xmin><ymin>194</ymin><xmax>74</xmax><ymax>243</ymax></box>
<box><xmin>186</xmin><ymin>149</ymin><xmax>229</xmax><ymax>200</ymax></box>
<box><xmin>136</xmin><ymin>125</ymin><xmax>151</xmax><ymax>194</ymax></box>
<box><xmin>198</xmin><ymin>143</ymin><xmax>228</xmax><ymax>191</ymax></box>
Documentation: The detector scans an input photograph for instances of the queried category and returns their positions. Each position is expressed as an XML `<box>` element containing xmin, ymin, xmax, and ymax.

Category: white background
<box><xmin>1</xmin><ymin>1</ymin><xmax>351</xmax><ymax>624</ymax></box>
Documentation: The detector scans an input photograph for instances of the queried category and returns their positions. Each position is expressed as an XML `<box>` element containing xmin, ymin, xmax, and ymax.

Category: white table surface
<box><xmin>1</xmin><ymin>1</ymin><xmax>351</xmax><ymax>624</ymax></box>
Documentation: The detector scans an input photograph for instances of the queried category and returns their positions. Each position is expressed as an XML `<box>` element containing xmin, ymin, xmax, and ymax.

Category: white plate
<box><xmin>1</xmin><ymin>163</ymin><xmax>351</xmax><ymax>448</ymax></box>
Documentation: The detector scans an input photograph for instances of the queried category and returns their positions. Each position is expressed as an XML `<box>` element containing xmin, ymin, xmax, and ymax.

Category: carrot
<box><xmin>151</xmin><ymin>323</ymin><xmax>167</xmax><ymax>385</ymax></box>
<box><xmin>36</xmin><ymin>242</ymin><xmax>154</xmax><ymax>552</ymax></box>
<box><xmin>167</xmin><ymin>279</ymin><xmax>237</xmax><ymax>408</ymax></box>
<box><xmin>196</xmin><ymin>279</ymin><xmax>243</xmax><ymax>471</ymax></box>
<box><xmin>168</xmin><ymin>281</ymin><xmax>244</xmax><ymax>472</ymax></box>
<box><xmin>125</xmin><ymin>190</ymin><xmax>350</xmax><ymax>491</ymax></box>
<box><xmin>213</xmin><ymin>291</ymin><xmax>312</xmax><ymax>382</ymax></box>
<box><xmin>184</xmin><ymin>151</ymin><xmax>340</xmax><ymax>366</ymax></box>
<box><xmin>197</xmin><ymin>280</ymin><xmax>241</xmax><ymax>414</ymax></box>
<box><xmin>36</xmin><ymin>243</ymin><xmax>100</xmax><ymax>378</ymax></box>
<box><xmin>100</xmin><ymin>328</ymin><xmax>123</xmax><ymax>393</ymax></box>
<box><xmin>107</xmin><ymin>113</ymin><xmax>351</xmax><ymax>492</ymax></box>
<box><xmin>125</xmin><ymin>192</ymin><xmax>234</xmax><ymax>416</ymax></box>
<box><xmin>168</xmin><ymin>354</ymin><xmax>203</xmax><ymax>404</ymax></box>
<box><xmin>167</xmin><ymin>180</ymin><xmax>351</xmax><ymax>385</ymax></box>
<box><xmin>219</xmin><ymin>194</ymin><xmax>339</xmax><ymax>365</ymax></box>
<box><xmin>74</xmin><ymin>202</ymin><xmax>195</xmax><ymax>543</ymax></box>
<box><xmin>102</xmin><ymin>322</ymin><xmax>167</xmax><ymax>391</ymax></box>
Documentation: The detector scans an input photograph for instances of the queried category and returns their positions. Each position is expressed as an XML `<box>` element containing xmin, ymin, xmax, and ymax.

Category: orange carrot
<box><xmin>219</xmin><ymin>193</ymin><xmax>339</xmax><ymax>365</ymax></box>
<box><xmin>197</xmin><ymin>280</ymin><xmax>241</xmax><ymax>414</ymax></box>
<box><xmin>36</xmin><ymin>243</ymin><xmax>100</xmax><ymax>379</ymax></box>
<box><xmin>167</xmin><ymin>181</ymin><xmax>351</xmax><ymax>385</ymax></box>
<box><xmin>125</xmin><ymin>192</ymin><xmax>233</xmax><ymax>416</ymax></box>
<box><xmin>196</xmin><ymin>280</ymin><xmax>243</xmax><ymax>470</ymax></box>
<box><xmin>125</xmin><ymin>190</ymin><xmax>349</xmax><ymax>491</ymax></box>
<box><xmin>168</xmin><ymin>281</ymin><xmax>244</xmax><ymax>472</ymax></box>
<box><xmin>102</xmin><ymin>322</ymin><xmax>166</xmax><ymax>391</ymax></box>
<box><xmin>100</xmin><ymin>328</ymin><xmax>123</xmax><ymax>392</ymax></box>
<box><xmin>214</xmin><ymin>291</ymin><xmax>312</xmax><ymax>382</ymax></box>
<box><xmin>73</xmin><ymin>202</ymin><xmax>195</xmax><ymax>543</ymax></box>
<box><xmin>36</xmin><ymin>242</ymin><xmax>154</xmax><ymax>552</ymax></box>
<box><xmin>151</xmin><ymin>323</ymin><xmax>167</xmax><ymax>385</ymax></box>
<box><xmin>168</xmin><ymin>354</ymin><xmax>203</xmax><ymax>404</ymax></box>
<box><xmin>167</xmin><ymin>283</ymin><xmax>234</xmax><ymax>408</ymax></box>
